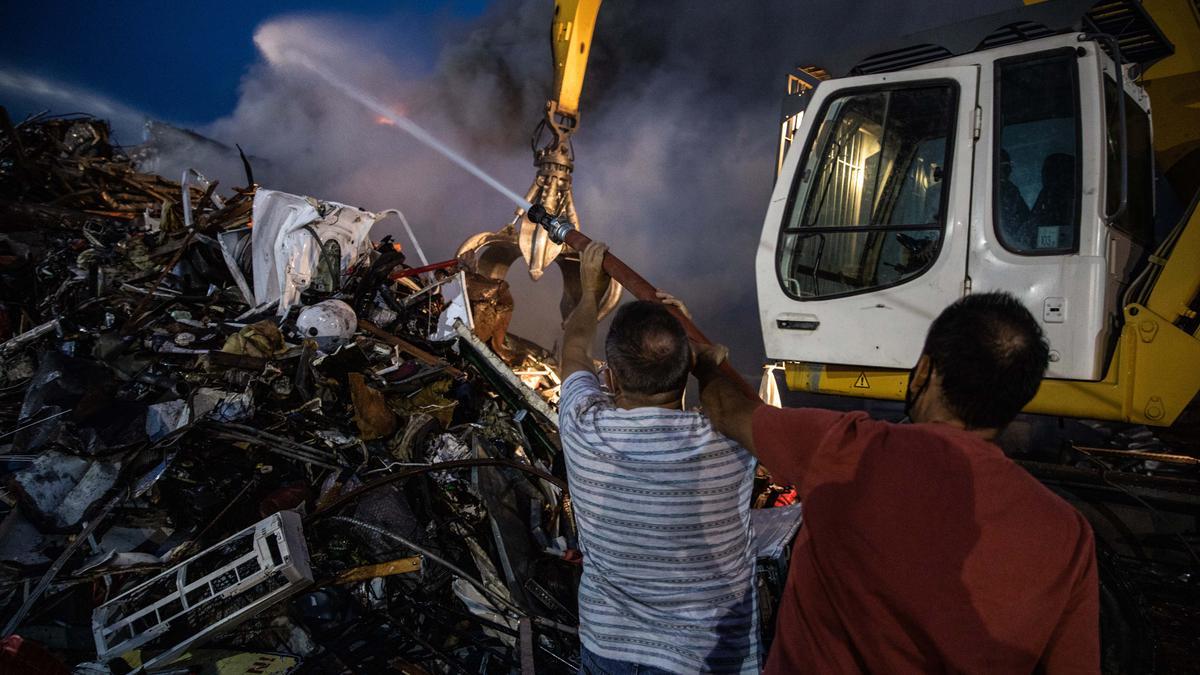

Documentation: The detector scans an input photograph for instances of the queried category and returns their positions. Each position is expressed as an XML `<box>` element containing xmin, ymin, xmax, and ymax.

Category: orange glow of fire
<box><xmin>374</xmin><ymin>105</ymin><xmax>407</xmax><ymax>127</ymax></box>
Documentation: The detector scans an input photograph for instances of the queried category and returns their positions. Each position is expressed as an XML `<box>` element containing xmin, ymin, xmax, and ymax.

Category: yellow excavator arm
<box><xmin>455</xmin><ymin>0</ymin><xmax>621</xmax><ymax>323</ymax></box>
<box><xmin>550</xmin><ymin>0</ymin><xmax>603</xmax><ymax>119</ymax></box>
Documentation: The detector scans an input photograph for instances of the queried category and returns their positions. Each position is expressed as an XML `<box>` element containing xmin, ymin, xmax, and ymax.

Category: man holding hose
<box><xmin>558</xmin><ymin>241</ymin><xmax>760</xmax><ymax>674</ymax></box>
<box><xmin>695</xmin><ymin>292</ymin><xmax>1099</xmax><ymax>674</ymax></box>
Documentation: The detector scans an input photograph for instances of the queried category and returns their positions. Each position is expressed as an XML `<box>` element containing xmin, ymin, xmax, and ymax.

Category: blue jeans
<box><xmin>579</xmin><ymin>646</ymin><xmax>674</xmax><ymax>675</ymax></box>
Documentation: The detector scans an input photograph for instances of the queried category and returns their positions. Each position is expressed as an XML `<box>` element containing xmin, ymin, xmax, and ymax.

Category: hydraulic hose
<box><xmin>527</xmin><ymin>205</ymin><xmax>759</xmax><ymax>400</ymax></box>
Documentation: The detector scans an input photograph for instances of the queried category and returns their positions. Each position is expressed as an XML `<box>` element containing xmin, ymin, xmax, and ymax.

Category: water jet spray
<box><xmin>269</xmin><ymin>48</ymin><xmax>531</xmax><ymax>211</ymax></box>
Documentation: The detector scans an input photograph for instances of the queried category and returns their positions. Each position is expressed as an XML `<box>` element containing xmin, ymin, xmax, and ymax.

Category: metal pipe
<box><xmin>208</xmin><ymin>425</ymin><xmax>342</xmax><ymax>470</ymax></box>
<box><xmin>0</xmin><ymin>408</ymin><xmax>72</xmax><ymax>441</ymax></box>
<box><xmin>389</xmin><ymin>258</ymin><xmax>459</xmax><ymax>281</ymax></box>
<box><xmin>394</xmin><ymin>208</ymin><xmax>430</xmax><ymax>268</ymax></box>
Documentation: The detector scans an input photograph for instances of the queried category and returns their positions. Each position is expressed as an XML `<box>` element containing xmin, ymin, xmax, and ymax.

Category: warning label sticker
<box><xmin>853</xmin><ymin>372</ymin><xmax>870</xmax><ymax>389</ymax></box>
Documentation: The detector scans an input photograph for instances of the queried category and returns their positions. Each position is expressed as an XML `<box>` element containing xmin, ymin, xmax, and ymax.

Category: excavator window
<box><xmin>993</xmin><ymin>49</ymin><xmax>1081</xmax><ymax>255</ymax></box>
<box><xmin>1104</xmin><ymin>77</ymin><xmax>1155</xmax><ymax>246</ymax></box>
<box><xmin>777</xmin><ymin>82</ymin><xmax>956</xmax><ymax>299</ymax></box>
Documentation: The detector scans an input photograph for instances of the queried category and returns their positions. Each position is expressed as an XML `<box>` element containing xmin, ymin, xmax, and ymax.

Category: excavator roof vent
<box><xmin>850</xmin><ymin>44</ymin><xmax>955</xmax><ymax>75</ymax></box>
<box><xmin>829</xmin><ymin>0</ymin><xmax>1172</xmax><ymax>79</ymax></box>
<box><xmin>977</xmin><ymin>21</ymin><xmax>1057</xmax><ymax>51</ymax></box>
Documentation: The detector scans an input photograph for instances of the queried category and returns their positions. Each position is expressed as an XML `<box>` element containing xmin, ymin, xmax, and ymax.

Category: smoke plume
<box><xmin>0</xmin><ymin>69</ymin><xmax>146</xmax><ymax>141</ymax></box>
<box><xmin>6</xmin><ymin>0</ymin><xmax>1002</xmax><ymax>374</ymax></box>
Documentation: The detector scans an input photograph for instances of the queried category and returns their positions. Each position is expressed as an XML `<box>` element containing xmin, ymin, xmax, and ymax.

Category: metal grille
<box><xmin>850</xmin><ymin>44</ymin><xmax>954</xmax><ymax>75</ymax></box>
<box><xmin>92</xmin><ymin>511</ymin><xmax>313</xmax><ymax>671</ymax></box>
<box><xmin>848</xmin><ymin>0</ymin><xmax>1173</xmax><ymax>77</ymax></box>
<box><xmin>977</xmin><ymin>21</ymin><xmax>1057</xmax><ymax>51</ymax></box>
<box><xmin>1084</xmin><ymin>0</ymin><xmax>1174</xmax><ymax>65</ymax></box>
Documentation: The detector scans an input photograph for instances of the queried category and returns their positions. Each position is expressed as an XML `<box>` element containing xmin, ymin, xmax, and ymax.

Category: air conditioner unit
<box><xmin>92</xmin><ymin>510</ymin><xmax>313</xmax><ymax>671</ymax></box>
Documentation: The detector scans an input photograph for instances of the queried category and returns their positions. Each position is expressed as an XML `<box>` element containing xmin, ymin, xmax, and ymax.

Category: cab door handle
<box><xmin>777</xmin><ymin>318</ymin><xmax>819</xmax><ymax>330</ymax></box>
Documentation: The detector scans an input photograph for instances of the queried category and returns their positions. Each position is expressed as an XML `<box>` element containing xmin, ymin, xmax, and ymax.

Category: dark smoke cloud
<box><xmin>6</xmin><ymin>0</ymin><xmax>1008</xmax><ymax>375</ymax></box>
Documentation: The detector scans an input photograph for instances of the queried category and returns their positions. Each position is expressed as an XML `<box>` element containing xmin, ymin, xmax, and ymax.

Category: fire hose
<box><xmin>526</xmin><ymin>204</ymin><xmax>759</xmax><ymax>401</ymax></box>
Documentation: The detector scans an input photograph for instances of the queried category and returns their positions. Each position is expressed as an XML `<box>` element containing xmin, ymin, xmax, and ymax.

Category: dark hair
<box><xmin>605</xmin><ymin>301</ymin><xmax>691</xmax><ymax>397</ymax></box>
<box><xmin>922</xmin><ymin>292</ymin><xmax>1049</xmax><ymax>429</ymax></box>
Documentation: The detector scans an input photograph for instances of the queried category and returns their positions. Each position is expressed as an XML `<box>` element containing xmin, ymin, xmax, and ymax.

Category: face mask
<box><xmin>903</xmin><ymin>364</ymin><xmax>928</xmax><ymax>422</ymax></box>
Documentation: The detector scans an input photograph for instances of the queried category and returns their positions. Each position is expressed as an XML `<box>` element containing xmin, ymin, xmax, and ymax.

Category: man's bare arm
<box><xmin>694</xmin><ymin>343</ymin><xmax>761</xmax><ymax>453</ymax></box>
<box><xmin>559</xmin><ymin>242</ymin><xmax>610</xmax><ymax>379</ymax></box>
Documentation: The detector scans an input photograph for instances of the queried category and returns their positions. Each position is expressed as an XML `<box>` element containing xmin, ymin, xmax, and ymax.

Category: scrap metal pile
<box><xmin>0</xmin><ymin>113</ymin><xmax>581</xmax><ymax>673</ymax></box>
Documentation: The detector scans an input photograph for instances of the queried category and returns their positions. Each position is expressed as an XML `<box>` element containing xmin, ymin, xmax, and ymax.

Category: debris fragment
<box><xmin>348</xmin><ymin>372</ymin><xmax>397</xmax><ymax>440</ymax></box>
<box><xmin>221</xmin><ymin>320</ymin><xmax>287</xmax><ymax>358</ymax></box>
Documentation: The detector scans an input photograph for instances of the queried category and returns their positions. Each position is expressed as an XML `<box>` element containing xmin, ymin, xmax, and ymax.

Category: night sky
<box><xmin>0</xmin><ymin>1</ymin><xmax>488</xmax><ymax>126</ymax></box>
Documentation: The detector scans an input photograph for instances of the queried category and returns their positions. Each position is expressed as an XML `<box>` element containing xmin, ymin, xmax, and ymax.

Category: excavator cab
<box><xmin>758</xmin><ymin>1</ymin><xmax>1199</xmax><ymax>425</ymax></box>
<box><xmin>763</xmin><ymin>64</ymin><xmax>977</xmax><ymax>373</ymax></box>
<box><xmin>762</xmin><ymin>33</ymin><xmax>1146</xmax><ymax>378</ymax></box>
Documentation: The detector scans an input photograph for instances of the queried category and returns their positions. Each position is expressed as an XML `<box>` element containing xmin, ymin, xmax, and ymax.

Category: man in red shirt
<box><xmin>696</xmin><ymin>292</ymin><xmax>1099</xmax><ymax>673</ymax></box>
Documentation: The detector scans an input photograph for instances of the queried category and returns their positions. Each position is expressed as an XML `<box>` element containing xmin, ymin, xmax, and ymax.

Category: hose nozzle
<box><xmin>526</xmin><ymin>203</ymin><xmax>572</xmax><ymax>245</ymax></box>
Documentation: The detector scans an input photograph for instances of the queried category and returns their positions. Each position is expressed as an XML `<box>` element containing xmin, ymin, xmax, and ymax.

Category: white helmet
<box><xmin>296</xmin><ymin>299</ymin><xmax>357</xmax><ymax>350</ymax></box>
